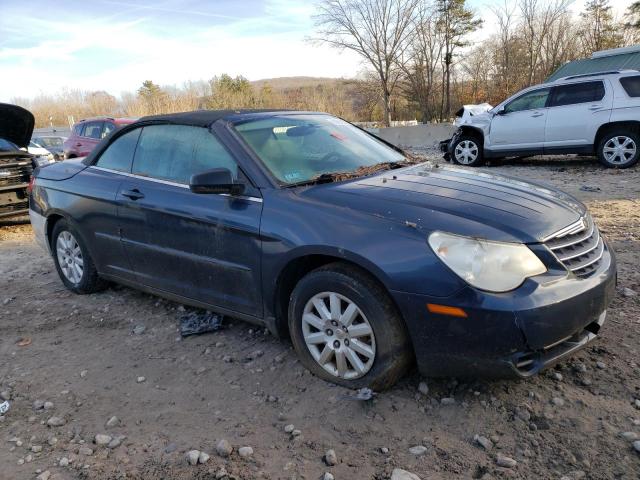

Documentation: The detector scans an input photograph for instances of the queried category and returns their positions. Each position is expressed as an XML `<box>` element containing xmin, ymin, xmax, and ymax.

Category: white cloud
<box><xmin>0</xmin><ymin>0</ymin><xmax>363</xmax><ymax>101</ymax></box>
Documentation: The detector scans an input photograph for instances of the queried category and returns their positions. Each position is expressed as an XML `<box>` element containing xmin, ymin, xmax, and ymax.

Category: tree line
<box><xmin>14</xmin><ymin>0</ymin><xmax>640</xmax><ymax>129</ymax></box>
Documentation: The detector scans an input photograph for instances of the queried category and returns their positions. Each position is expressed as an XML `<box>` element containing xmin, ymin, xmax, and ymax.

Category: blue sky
<box><xmin>0</xmin><ymin>0</ymin><xmax>633</xmax><ymax>101</ymax></box>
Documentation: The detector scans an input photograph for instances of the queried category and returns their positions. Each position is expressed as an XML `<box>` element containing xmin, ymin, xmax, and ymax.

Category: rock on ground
<box><xmin>238</xmin><ymin>446</ymin><xmax>253</xmax><ymax>458</ymax></box>
<box><xmin>216</xmin><ymin>439</ymin><xmax>232</xmax><ymax>457</ymax></box>
<box><xmin>185</xmin><ymin>450</ymin><xmax>199</xmax><ymax>466</ymax></box>
<box><xmin>392</xmin><ymin>468</ymin><xmax>422</xmax><ymax>480</ymax></box>
<box><xmin>496</xmin><ymin>454</ymin><xmax>518</xmax><ymax>468</ymax></box>
<box><xmin>408</xmin><ymin>445</ymin><xmax>427</xmax><ymax>455</ymax></box>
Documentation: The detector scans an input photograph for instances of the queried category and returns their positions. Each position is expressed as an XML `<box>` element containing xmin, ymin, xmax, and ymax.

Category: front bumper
<box><xmin>391</xmin><ymin>240</ymin><xmax>617</xmax><ymax>378</ymax></box>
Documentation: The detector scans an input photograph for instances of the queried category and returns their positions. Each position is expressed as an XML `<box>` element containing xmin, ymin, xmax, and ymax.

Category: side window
<box><xmin>620</xmin><ymin>76</ymin><xmax>640</xmax><ymax>97</ymax></box>
<box><xmin>549</xmin><ymin>81</ymin><xmax>605</xmax><ymax>107</ymax></box>
<box><xmin>74</xmin><ymin>123</ymin><xmax>85</xmax><ymax>136</ymax></box>
<box><xmin>132</xmin><ymin>125</ymin><xmax>238</xmax><ymax>185</ymax></box>
<box><xmin>102</xmin><ymin>122</ymin><xmax>116</xmax><ymax>139</ymax></box>
<box><xmin>83</xmin><ymin>122</ymin><xmax>104</xmax><ymax>139</ymax></box>
<box><xmin>95</xmin><ymin>129</ymin><xmax>141</xmax><ymax>172</ymax></box>
<box><xmin>504</xmin><ymin>88</ymin><xmax>551</xmax><ymax>113</ymax></box>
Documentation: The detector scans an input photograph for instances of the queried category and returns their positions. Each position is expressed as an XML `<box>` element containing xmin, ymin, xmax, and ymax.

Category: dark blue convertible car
<box><xmin>29</xmin><ymin>109</ymin><xmax>616</xmax><ymax>389</ymax></box>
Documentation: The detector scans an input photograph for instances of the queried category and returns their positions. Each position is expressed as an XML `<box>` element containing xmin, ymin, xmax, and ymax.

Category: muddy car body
<box><xmin>29</xmin><ymin>110</ymin><xmax>616</xmax><ymax>388</ymax></box>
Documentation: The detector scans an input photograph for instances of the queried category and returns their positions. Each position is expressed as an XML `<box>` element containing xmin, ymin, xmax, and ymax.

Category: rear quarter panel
<box><xmin>31</xmin><ymin>169</ymin><xmax>125</xmax><ymax>274</ymax></box>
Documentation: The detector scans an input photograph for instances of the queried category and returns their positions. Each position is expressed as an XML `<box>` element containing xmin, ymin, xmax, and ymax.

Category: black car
<box><xmin>29</xmin><ymin>110</ymin><xmax>616</xmax><ymax>389</ymax></box>
<box><xmin>0</xmin><ymin>104</ymin><xmax>38</xmax><ymax>220</ymax></box>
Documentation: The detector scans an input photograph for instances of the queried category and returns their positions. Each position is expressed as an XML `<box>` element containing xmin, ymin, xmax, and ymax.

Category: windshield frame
<box><xmin>228</xmin><ymin>112</ymin><xmax>409</xmax><ymax>188</ymax></box>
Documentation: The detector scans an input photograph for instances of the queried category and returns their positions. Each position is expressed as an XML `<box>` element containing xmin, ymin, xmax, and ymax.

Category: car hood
<box><xmin>0</xmin><ymin>103</ymin><xmax>35</xmax><ymax>148</ymax></box>
<box><xmin>301</xmin><ymin>163</ymin><xmax>586</xmax><ymax>244</ymax></box>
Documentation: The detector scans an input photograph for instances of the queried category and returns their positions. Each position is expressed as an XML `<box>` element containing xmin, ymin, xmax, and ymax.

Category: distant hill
<box><xmin>251</xmin><ymin>76</ymin><xmax>351</xmax><ymax>90</ymax></box>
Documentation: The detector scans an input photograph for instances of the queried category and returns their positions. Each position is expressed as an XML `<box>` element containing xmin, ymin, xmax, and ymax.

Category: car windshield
<box><xmin>0</xmin><ymin>138</ymin><xmax>20</xmax><ymax>152</ymax></box>
<box><xmin>233</xmin><ymin>114</ymin><xmax>410</xmax><ymax>185</ymax></box>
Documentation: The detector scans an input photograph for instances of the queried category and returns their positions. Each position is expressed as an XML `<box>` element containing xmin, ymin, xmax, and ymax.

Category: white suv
<box><xmin>444</xmin><ymin>70</ymin><xmax>640</xmax><ymax>168</ymax></box>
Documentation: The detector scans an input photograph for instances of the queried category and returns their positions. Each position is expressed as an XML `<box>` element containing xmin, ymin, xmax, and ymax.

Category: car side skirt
<box><xmin>484</xmin><ymin>144</ymin><xmax>594</xmax><ymax>159</ymax></box>
<box><xmin>100</xmin><ymin>272</ymin><xmax>273</xmax><ymax>331</ymax></box>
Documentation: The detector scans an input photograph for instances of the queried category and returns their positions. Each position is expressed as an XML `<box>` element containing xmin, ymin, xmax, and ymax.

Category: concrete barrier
<box><xmin>368</xmin><ymin>124</ymin><xmax>456</xmax><ymax>148</ymax></box>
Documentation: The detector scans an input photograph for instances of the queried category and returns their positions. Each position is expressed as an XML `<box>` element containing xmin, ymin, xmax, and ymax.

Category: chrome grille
<box><xmin>0</xmin><ymin>161</ymin><xmax>32</xmax><ymax>188</ymax></box>
<box><xmin>545</xmin><ymin>216</ymin><xmax>604</xmax><ymax>278</ymax></box>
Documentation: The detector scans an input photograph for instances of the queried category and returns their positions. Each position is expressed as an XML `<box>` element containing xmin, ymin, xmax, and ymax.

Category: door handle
<box><xmin>121</xmin><ymin>189</ymin><xmax>144</xmax><ymax>200</ymax></box>
<box><xmin>588</xmin><ymin>105</ymin><xmax>601</xmax><ymax>111</ymax></box>
<box><xmin>75</xmin><ymin>143</ymin><xmax>82</xmax><ymax>147</ymax></box>
<box><xmin>531</xmin><ymin>112</ymin><xmax>544</xmax><ymax>118</ymax></box>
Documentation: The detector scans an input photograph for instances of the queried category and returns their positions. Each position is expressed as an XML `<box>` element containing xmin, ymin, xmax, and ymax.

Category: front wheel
<box><xmin>288</xmin><ymin>263</ymin><xmax>413</xmax><ymax>390</ymax></box>
<box><xmin>597</xmin><ymin>130</ymin><xmax>640</xmax><ymax>168</ymax></box>
<box><xmin>451</xmin><ymin>135</ymin><xmax>484</xmax><ymax>166</ymax></box>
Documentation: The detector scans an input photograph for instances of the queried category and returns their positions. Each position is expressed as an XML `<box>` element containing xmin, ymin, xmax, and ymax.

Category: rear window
<box><xmin>95</xmin><ymin>129</ymin><xmax>141</xmax><ymax>172</ymax></box>
<box><xmin>83</xmin><ymin>122</ymin><xmax>103</xmax><ymax>139</ymax></box>
<box><xmin>549</xmin><ymin>81</ymin><xmax>605</xmax><ymax>107</ymax></box>
<box><xmin>131</xmin><ymin>124</ymin><xmax>238</xmax><ymax>184</ymax></box>
<box><xmin>620</xmin><ymin>76</ymin><xmax>640</xmax><ymax>97</ymax></box>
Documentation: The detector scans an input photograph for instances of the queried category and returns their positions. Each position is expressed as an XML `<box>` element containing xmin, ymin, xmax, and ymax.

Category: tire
<box><xmin>597</xmin><ymin>129</ymin><xmax>640</xmax><ymax>168</ymax></box>
<box><xmin>51</xmin><ymin>219</ymin><xmax>106</xmax><ymax>294</ymax></box>
<box><xmin>288</xmin><ymin>262</ymin><xmax>413</xmax><ymax>390</ymax></box>
<box><xmin>451</xmin><ymin>135</ymin><xmax>484</xmax><ymax>166</ymax></box>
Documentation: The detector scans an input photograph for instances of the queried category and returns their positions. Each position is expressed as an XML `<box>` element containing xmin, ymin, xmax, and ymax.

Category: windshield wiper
<box><xmin>285</xmin><ymin>159</ymin><xmax>422</xmax><ymax>188</ymax></box>
<box><xmin>284</xmin><ymin>173</ymin><xmax>339</xmax><ymax>188</ymax></box>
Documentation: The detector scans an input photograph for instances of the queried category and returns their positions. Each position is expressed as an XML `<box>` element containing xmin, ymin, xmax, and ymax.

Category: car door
<box><xmin>544</xmin><ymin>80</ymin><xmax>611</xmax><ymax>150</ymax></box>
<box><xmin>117</xmin><ymin>123</ymin><xmax>264</xmax><ymax>317</ymax></box>
<box><xmin>78</xmin><ymin>128</ymin><xmax>142</xmax><ymax>280</ymax></box>
<box><xmin>488</xmin><ymin>87</ymin><xmax>551</xmax><ymax>153</ymax></box>
<box><xmin>78</xmin><ymin>121</ymin><xmax>103</xmax><ymax>156</ymax></box>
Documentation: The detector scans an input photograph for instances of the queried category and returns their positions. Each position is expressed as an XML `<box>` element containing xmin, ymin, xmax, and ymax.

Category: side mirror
<box><xmin>495</xmin><ymin>107</ymin><xmax>507</xmax><ymax>116</ymax></box>
<box><xmin>189</xmin><ymin>168</ymin><xmax>245</xmax><ymax>195</ymax></box>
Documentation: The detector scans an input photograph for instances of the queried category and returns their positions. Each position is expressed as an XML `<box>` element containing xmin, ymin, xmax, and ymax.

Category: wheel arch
<box><xmin>457</xmin><ymin>126</ymin><xmax>485</xmax><ymax>145</ymax></box>
<box><xmin>45</xmin><ymin>212</ymin><xmax>66</xmax><ymax>249</ymax></box>
<box><xmin>271</xmin><ymin>250</ymin><xmax>401</xmax><ymax>338</ymax></box>
<box><xmin>594</xmin><ymin>121</ymin><xmax>640</xmax><ymax>147</ymax></box>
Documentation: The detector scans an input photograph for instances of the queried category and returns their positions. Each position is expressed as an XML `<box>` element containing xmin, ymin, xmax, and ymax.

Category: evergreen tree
<box><xmin>578</xmin><ymin>0</ymin><xmax>623</xmax><ymax>54</ymax></box>
<box><xmin>435</xmin><ymin>0</ymin><xmax>482</xmax><ymax>120</ymax></box>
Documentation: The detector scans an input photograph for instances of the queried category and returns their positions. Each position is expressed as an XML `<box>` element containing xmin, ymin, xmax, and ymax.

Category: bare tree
<box><xmin>398</xmin><ymin>3</ymin><xmax>443</xmax><ymax>121</ymax></box>
<box><xmin>314</xmin><ymin>0</ymin><xmax>419</xmax><ymax>126</ymax></box>
<box><xmin>519</xmin><ymin>0</ymin><xmax>572</xmax><ymax>86</ymax></box>
<box><xmin>490</xmin><ymin>0</ymin><xmax>520</xmax><ymax>97</ymax></box>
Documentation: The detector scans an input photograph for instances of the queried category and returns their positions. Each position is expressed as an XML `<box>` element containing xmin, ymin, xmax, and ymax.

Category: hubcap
<box><xmin>56</xmin><ymin>231</ymin><xmax>84</xmax><ymax>284</ymax></box>
<box><xmin>454</xmin><ymin>140</ymin><xmax>479</xmax><ymax>164</ymax></box>
<box><xmin>301</xmin><ymin>292</ymin><xmax>376</xmax><ymax>380</ymax></box>
<box><xmin>603</xmin><ymin>136</ymin><xmax>636</xmax><ymax>165</ymax></box>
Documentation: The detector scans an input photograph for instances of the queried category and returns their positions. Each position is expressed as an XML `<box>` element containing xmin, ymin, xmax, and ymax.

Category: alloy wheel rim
<box><xmin>603</xmin><ymin>136</ymin><xmax>636</xmax><ymax>165</ymax></box>
<box><xmin>301</xmin><ymin>291</ymin><xmax>376</xmax><ymax>380</ymax></box>
<box><xmin>454</xmin><ymin>140</ymin><xmax>478</xmax><ymax>164</ymax></box>
<box><xmin>56</xmin><ymin>231</ymin><xmax>84</xmax><ymax>284</ymax></box>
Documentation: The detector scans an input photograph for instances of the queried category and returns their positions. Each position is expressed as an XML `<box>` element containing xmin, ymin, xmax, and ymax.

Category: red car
<box><xmin>63</xmin><ymin>117</ymin><xmax>136</xmax><ymax>159</ymax></box>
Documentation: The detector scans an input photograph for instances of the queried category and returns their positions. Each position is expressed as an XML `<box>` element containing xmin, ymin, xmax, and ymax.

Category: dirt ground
<box><xmin>1</xmin><ymin>153</ymin><xmax>639</xmax><ymax>480</ymax></box>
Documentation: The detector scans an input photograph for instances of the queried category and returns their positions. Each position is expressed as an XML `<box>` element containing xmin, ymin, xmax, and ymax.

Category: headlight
<box><xmin>428</xmin><ymin>231</ymin><xmax>547</xmax><ymax>292</ymax></box>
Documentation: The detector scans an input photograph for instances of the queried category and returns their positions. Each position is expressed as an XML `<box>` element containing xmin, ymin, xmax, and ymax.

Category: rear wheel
<box><xmin>597</xmin><ymin>129</ymin><xmax>640</xmax><ymax>168</ymax></box>
<box><xmin>288</xmin><ymin>263</ymin><xmax>413</xmax><ymax>390</ymax></box>
<box><xmin>451</xmin><ymin>135</ymin><xmax>484</xmax><ymax>167</ymax></box>
<box><xmin>51</xmin><ymin>220</ymin><xmax>106</xmax><ymax>294</ymax></box>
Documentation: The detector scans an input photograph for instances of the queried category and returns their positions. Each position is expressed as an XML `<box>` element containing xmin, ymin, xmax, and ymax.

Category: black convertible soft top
<box><xmin>138</xmin><ymin>109</ymin><xmax>298</xmax><ymax>127</ymax></box>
